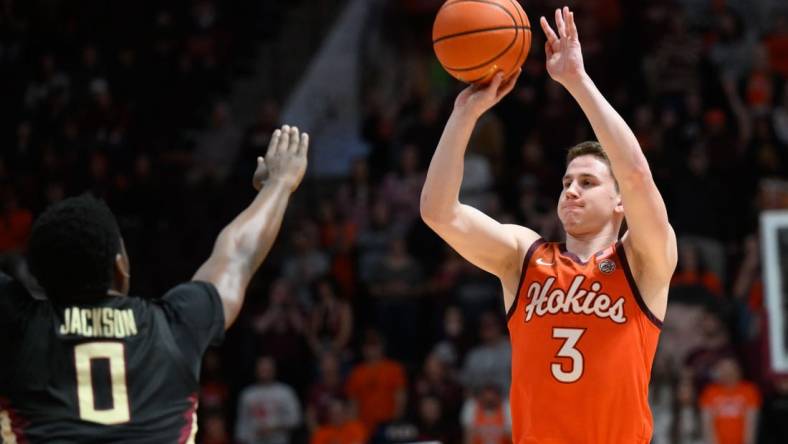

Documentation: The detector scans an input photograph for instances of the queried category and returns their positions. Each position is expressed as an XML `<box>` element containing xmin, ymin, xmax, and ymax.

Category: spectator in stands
<box><xmin>200</xmin><ymin>349</ymin><xmax>230</xmax><ymax>414</ymax></box>
<box><xmin>310</xmin><ymin>397</ymin><xmax>367</xmax><ymax>444</ymax></box>
<box><xmin>358</xmin><ymin>199</ymin><xmax>401</xmax><ymax>283</ymax></box>
<box><xmin>368</xmin><ymin>401</ymin><xmax>419</xmax><ymax>444</ymax></box>
<box><xmin>763</xmin><ymin>14</ymin><xmax>788</xmax><ymax>78</ymax></box>
<box><xmin>431</xmin><ymin>304</ymin><xmax>473</xmax><ymax>370</ymax></box>
<box><xmin>345</xmin><ymin>330</ymin><xmax>407</xmax><ymax>432</ymax></box>
<box><xmin>700</xmin><ymin>357</ymin><xmax>761</xmax><ymax>444</ymax></box>
<box><xmin>282</xmin><ymin>221</ymin><xmax>330</xmax><ymax>307</ymax></box>
<box><xmin>305</xmin><ymin>352</ymin><xmax>346</xmax><ymax>432</ymax></box>
<box><xmin>460</xmin><ymin>384</ymin><xmax>511</xmax><ymax>444</ymax></box>
<box><xmin>453</xmin><ymin>260</ymin><xmax>501</xmax><ymax>326</ymax></box>
<box><xmin>235</xmin><ymin>356</ymin><xmax>301</xmax><ymax>444</ymax></box>
<box><xmin>251</xmin><ymin>279</ymin><xmax>311</xmax><ymax>393</ymax></box>
<box><xmin>379</xmin><ymin>143</ymin><xmax>426</xmax><ymax>225</ymax></box>
<box><xmin>306</xmin><ymin>277</ymin><xmax>353</xmax><ymax>358</ymax></box>
<box><xmin>367</xmin><ymin>237</ymin><xmax>424</xmax><ymax>361</ymax></box>
<box><xmin>685</xmin><ymin>310</ymin><xmax>736</xmax><ymax>390</ymax></box>
<box><xmin>202</xmin><ymin>411</ymin><xmax>232</xmax><ymax>444</ymax></box>
<box><xmin>411</xmin><ymin>351</ymin><xmax>464</xmax><ymax>422</ymax></box>
<box><xmin>0</xmin><ymin>192</ymin><xmax>33</xmax><ymax>253</ymax></box>
<box><xmin>672</xmin><ymin>374</ymin><xmax>704</xmax><ymax>444</ymax></box>
<box><xmin>415</xmin><ymin>394</ymin><xmax>459</xmax><ymax>444</ymax></box>
<box><xmin>670</xmin><ymin>242</ymin><xmax>724</xmax><ymax>300</ymax></box>
<box><xmin>460</xmin><ymin>311</ymin><xmax>511</xmax><ymax>394</ymax></box>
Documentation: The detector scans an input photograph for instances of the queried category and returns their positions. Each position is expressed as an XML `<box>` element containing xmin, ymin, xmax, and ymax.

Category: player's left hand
<box><xmin>541</xmin><ymin>6</ymin><xmax>586</xmax><ymax>86</ymax></box>
<box><xmin>253</xmin><ymin>125</ymin><xmax>309</xmax><ymax>192</ymax></box>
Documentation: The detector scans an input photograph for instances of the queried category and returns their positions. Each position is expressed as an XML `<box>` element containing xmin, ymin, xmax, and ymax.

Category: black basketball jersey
<box><xmin>0</xmin><ymin>272</ymin><xmax>225</xmax><ymax>443</ymax></box>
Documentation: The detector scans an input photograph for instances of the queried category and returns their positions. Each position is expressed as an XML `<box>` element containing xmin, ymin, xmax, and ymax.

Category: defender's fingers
<box><xmin>298</xmin><ymin>132</ymin><xmax>309</xmax><ymax>157</ymax></box>
<box><xmin>266</xmin><ymin>129</ymin><xmax>281</xmax><ymax>157</ymax></box>
<box><xmin>289</xmin><ymin>126</ymin><xmax>300</xmax><ymax>153</ymax></box>
<box><xmin>277</xmin><ymin>124</ymin><xmax>291</xmax><ymax>154</ymax></box>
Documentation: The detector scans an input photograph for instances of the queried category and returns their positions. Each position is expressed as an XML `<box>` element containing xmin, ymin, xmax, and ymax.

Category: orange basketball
<box><xmin>433</xmin><ymin>0</ymin><xmax>531</xmax><ymax>84</ymax></box>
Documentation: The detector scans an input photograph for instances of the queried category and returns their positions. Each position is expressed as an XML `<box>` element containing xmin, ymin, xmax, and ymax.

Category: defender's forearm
<box><xmin>224</xmin><ymin>178</ymin><xmax>292</xmax><ymax>275</ymax></box>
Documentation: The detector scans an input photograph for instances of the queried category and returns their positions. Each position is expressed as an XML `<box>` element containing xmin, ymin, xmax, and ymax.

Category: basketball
<box><xmin>432</xmin><ymin>0</ymin><xmax>531</xmax><ymax>84</ymax></box>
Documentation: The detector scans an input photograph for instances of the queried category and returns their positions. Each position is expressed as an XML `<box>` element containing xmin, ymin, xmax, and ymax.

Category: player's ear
<box><xmin>114</xmin><ymin>239</ymin><xmax>131</xmax><ymax>295</ymax></box>
<box><xmin>614</xmin><ymin>197</ymin><xmax>624</xmax><ymax>215</ymax></box>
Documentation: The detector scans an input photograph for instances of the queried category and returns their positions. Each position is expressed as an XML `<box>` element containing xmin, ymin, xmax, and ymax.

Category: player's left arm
<box><xmin>542</xmin><ymin>8</ymin><xmax>677</xmax><ymax>281</ymax></box>
<box><xmin>193</xmin><ymin>125</ymin><xmax>308</xmax><ymax>329</ymax></box>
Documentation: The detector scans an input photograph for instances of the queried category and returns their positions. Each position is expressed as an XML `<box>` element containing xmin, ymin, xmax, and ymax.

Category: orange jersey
<box><xmin>699</xmin><ymin>382</ymin><xmax>761</xmax><ymax>444</ymax></box>
<box><xmin>471</xmin><ymin>405</ymin><xmax>510</xmax><ymax>444</ymax></box>
<box><xmin>507</xmin><ymin>240</ymin><xmax>662</xmax><ymax>444</ymax></box>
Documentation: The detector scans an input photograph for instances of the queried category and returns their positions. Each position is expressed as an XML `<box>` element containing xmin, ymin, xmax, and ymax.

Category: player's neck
<box><xmin>564</xmin><ymin>229</ymin><xmax>618</xmax><ymax>262</ymax></box>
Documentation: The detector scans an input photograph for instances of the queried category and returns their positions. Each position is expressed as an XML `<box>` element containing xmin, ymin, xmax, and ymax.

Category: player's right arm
<box><xmin>420</xmin><ymin>70</ymin><xmax>541</xmax><ymax>310</ymax></box>
<box><xmin>193</xmin><ymin>125</ymin><xmax>308</xmax><ymax>329</ymax></box>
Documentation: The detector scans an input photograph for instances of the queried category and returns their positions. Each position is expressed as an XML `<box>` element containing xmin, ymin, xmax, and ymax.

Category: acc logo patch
<box><xmin>598</xmin><ymin>259</ymin><xmax>616</xmax><ymax>274</ymax></box>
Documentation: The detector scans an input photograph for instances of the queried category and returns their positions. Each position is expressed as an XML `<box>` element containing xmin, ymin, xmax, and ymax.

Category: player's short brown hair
<box><xmin>566</xmin><ymin>141</ymin><xmax>618</xmax><ymax>190</ymax></box>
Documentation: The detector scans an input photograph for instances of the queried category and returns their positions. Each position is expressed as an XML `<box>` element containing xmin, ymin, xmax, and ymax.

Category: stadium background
<box><xmin>2</xmin><ymin>0</ymin><xmax>788</xmax><ymax>443</ymax></box>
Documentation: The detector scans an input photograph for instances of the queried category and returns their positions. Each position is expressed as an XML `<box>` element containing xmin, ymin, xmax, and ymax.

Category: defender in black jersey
<box><xmin>0</xmin><ymin>125</ymin><xmax>308</xmax><ymax>443</ymax></box>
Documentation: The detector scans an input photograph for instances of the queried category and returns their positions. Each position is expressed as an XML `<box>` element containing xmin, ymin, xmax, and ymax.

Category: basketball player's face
<box><xmin>557</xmin><ymin>156</ymin><xmax>622</xmax><ymax>235</ymax></box>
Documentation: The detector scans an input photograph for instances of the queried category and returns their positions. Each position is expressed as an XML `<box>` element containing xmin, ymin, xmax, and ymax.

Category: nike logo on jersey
<box><xmin>536</xmin><ymin>258</ymin><xmax>554</xmax><ymax>266</ymax></box>
<box><xmin>523</xmin><ymin>275</ymin><xmax>627</xmax><ymax>324</ymax></box>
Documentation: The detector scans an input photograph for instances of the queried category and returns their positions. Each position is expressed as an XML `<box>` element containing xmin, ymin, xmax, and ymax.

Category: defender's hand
<box><xmin>541</xmin><ymin>7</ymin><xmax>586</xmax><ymax>87</ymax></box>
<box><xmin>453</xmin><ymin>68</ymin><xmax>521</xmax><ymax>120</ymax></box>
<box><xmin>253</xmin><ymin>125</ymin><xmax>308</xmax><ymax>192</ymax></box>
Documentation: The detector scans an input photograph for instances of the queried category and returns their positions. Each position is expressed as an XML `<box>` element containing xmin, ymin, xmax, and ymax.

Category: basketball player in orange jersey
<box><xmin>420</xmin><ymin>6</ymin><xmax>677</xmax><ymax>444</ymax></box>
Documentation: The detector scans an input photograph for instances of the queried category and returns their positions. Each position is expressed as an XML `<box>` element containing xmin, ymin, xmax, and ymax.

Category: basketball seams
<box><xmin>433</xmin><ymin>25</ymin><xmax>531</xmax><ymax>45</ymax></box>
<box><xmin>438</xmin><ymin>29</ymin><xmax>518</xmax><ymax>71</ymax></box>
<box><xmin>433</xmin><ymin>0</ymin><xmax>532</xmax><ymax>82</ymax></box>
<box><xmin>434</xmin><ymin>0</ymin><xmax>517</xmax><ymax>41</ymax></box>
<box><xmin>504</xmin><ymin>0</ymin><xmax>529</xmax><ymax>70</ymax></box>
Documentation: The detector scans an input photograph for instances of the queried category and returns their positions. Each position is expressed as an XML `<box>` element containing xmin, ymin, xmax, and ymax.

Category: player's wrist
<box><xmin>261</xmin><ymin>176</ymin><xmax>297</xmax><ymax>193</ymax></box>
<box><xmin>451</xmin><ymin>106</ymin><xmax>482</xmax><ymax>123</ymax></box>
<box><xmin>559</xmin><ymin>71</ymin><xmax>592</xmax><ymax>91</ymax></box>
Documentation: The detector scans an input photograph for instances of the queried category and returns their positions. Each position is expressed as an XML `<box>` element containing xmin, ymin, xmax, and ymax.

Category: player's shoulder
<box><xmin>0</xmin><ymin>271</ymin><xmax>40</xmax><ymax>322</ymax></box>
<box><xmin>155</xmin><ymin>280</ymin><xmax>222</xmax><ymax>315</ymax></box>
<box><xmin>503</xmin><ymin>224</ymin><xmax>543</xmax><ymax>252</ymax></box>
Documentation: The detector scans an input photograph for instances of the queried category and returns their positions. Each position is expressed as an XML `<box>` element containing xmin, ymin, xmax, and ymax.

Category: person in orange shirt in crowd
<box><xmin>345</xmin><ymin>330</ymin><xmax>407</xmax><ymax>431</ymax></box>
<box><xmin>700</xmin><ymin>357</ymin><xmax>761</xmax><ymax>444</ymax></box>
<box><xmin>0</xmin><ymin>193</ymin><xmax>33</xmax><ymax>253</ymax></box>
<box><xmin>460</xmin><ymin>384</ymin><xmax>511</xmax><ymax>444</ymax></box>
<box><xmin>310</xmin><ymin>397</ymin><xmax>366</xmax><ymax>444</ymax></box>
<box><xmin>670</xmin><ymin>243</ymin><xmax>723</xmax><ymax>298</ymax></box>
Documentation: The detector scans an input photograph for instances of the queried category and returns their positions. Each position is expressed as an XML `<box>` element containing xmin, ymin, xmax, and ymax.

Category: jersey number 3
<box><xmin>74</xmin><ymin>342</ymin><xmax>131</xmax><ymax>424</ymax></box>
<box><xmin>551</xmin><ymin>328</ymin><xmax>586</xmax><ymax>383</ymax></box>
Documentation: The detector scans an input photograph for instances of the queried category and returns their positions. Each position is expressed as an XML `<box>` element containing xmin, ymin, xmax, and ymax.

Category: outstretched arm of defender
<box><xmin>541</xmin><ymin>8</ymin><xmax>677</xmax><ymax>279</ymax></box>
<box><xmin>420</xmin><ymin>71</ymin><xmax>540</xmax><ymax>308</ymax></box>
<box><xmin>193</xmin><ymin>125</ymin><xmax>308</xmax><ymax>329</ymax></box>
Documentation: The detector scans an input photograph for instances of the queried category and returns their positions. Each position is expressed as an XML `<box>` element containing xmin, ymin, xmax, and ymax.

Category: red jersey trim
<box><xmin>178</xmin><ymin>394</ymin><xmax>199</xmax><ymax>444</ymax></box>
<box><xmin>615</xmin><ymin>242</ymin><xmax>663</xmax><ymax>329</ymax></box>
<box><xmin>0</xmin><ymin>397</ymin><xmax>29</xmax><ymax>444</ymax></box>
<box><xmin>507</xmin><ymin>238</ymin><xmax>546</xmax><ymax>321</ymax></box>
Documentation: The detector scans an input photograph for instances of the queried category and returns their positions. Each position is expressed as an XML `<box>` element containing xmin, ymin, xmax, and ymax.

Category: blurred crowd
<box><xmin>3</xmin><ymin>0</ymin><xmax>788</xmax><ymax>443</ymax></box>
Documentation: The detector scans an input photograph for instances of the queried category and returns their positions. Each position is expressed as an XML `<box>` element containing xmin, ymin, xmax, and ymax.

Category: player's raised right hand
<box><xmin>253</xmin><ymin>125</ymin><xmax>308</xmax><ymax>192</ymax></box>
<box><xmin>453</xmin><ymin>68</ymin><xmax>521</xmax><ymax>120</ymax></box>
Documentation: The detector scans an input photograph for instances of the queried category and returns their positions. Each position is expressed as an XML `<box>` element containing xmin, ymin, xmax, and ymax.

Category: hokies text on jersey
<box><xmin>523</xmin><ymin>275</ymin><xmax>626</xmax><ymax>324</ymax></box>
